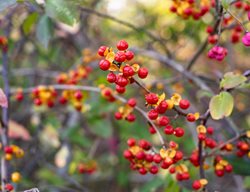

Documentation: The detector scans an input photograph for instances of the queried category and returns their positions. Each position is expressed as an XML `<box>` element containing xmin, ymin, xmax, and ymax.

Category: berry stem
<box><xmin>132</xmin><ymin>77</ymin><xmax>150</xmax><ymax>94</ymax></box>
<box><xmin>226</xmin><ymin>9</ymin><xmax>248</xmax><ymax>32</ymax></box>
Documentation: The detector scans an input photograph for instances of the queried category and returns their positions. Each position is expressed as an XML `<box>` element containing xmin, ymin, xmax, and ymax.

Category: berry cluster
<box><xmin>213</xmin><ymin>156</ymin><xmax>233</xmax><ymax>177</ymax></box>
<box><xmin>123</xmin><ymin>139</ymin><xmax>184</xmax><ymax>175</ymax></box>
<box><xmin>31</xmin><ymin>86</ymin><xmax>57</xmax><ymax>107</ymax></box>
<box><xmin>98</xmin><ymin>40</ymin><xmax>148</xmax><ymax>94</ymax></box>
<box><xmin>169</xmin><ymin>0</ymin><xmax>210</xmax><ymax>20</ymax></box>
<box><xmin>77</xmin><ymin>161</ymin><xmax>97</xmax><ymax>175</ymax></box>
<box><xmin>115</xmin><ymin>98</ymin><xmax>137</xmax><ymax>122</ymax></box>
<box><xmin>236</xmin><ymin>141</ymin><xmax>250</xmax><ymax>157</ymax></box>
<box><xmin>0</xmin><ymin>36</ymin><xmax>8</xmax><ymax>52</ymax></box>
<box><xmin>208</xmin><ymin>46</ymin><xmax>228</xmax><ymax>61</ymax></box>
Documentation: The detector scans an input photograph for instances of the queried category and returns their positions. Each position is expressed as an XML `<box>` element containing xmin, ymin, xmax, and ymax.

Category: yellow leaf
<box><xmin>132</xmin><ymin>64</ymin><xmax>140</xmax><ymax>72</ymax></box>
<box><xmin>106</xmin><ymin>51</ymin><xmax>115</xmax><ymax>63</ymax></box>
<box><xmin>171</xmin><ymin>93</ymin><xmax>182</xmax><ymax>105</ymax></box>
<box><xmin>109</xmin><ymin>64</ymin><xmax>119</xmax><ymax>71</ymax></box>
<box><xmin>200</xmin><ymin>179</ymin><xmax>208</xmax><ymax>186</ymax></box>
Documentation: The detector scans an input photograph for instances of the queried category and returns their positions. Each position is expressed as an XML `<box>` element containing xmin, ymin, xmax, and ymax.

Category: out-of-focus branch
<box><xmin>80</xmin><ymin>7</ymin><xmax>172</xmax><ymax>57</ymax></box>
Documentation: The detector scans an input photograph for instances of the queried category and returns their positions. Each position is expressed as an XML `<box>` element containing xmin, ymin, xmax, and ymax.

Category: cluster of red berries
<box><xmin>77</xmin><ymin>161</ymin><xmax>97</xmax><ymax>175</ymax></box>
<box><xmin>213</xmin><ymin>156</ymin><xmax>233</xmax><ymax>177</ymax></box>
<box><xmin>115</xmin><ymin>98</ymin><xmax>137</xmax><ymax>122</ymax></box>
<box><xmin>4</xmin><ymin>144</ymin><xmax>25</xmax><ymax>160</ymax></box>
<box><xmin>236</xmin><ymin>141</ymin><xmax>249</xmax><ymax>157</ymax></box>
<box><xmin>123</xmin><ymin>139</ymin><xmax>184</xmax><ymax>175</ymax></box>
<box><xmin>98</xmin><ymin>40</ymin><xmax>148</xmax><ymax>94</ymax></box>
<box><xmin>208</xmin><ymin>46</ymin><xmax>228</xmax><ymax>61</ymax></box>
<box><xmin>169</xmin><ymin>0</ymin><xmax>210</xmax><ymax>20</ymax></box>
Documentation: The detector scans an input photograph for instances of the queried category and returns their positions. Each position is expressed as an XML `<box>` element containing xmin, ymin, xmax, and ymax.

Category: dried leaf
<box><xmin>0</xmin><ymin>88</ymin><xmax>8</xmax><ymax>108</ymax></box>
<box><xmin>8</xmin><ymin>120</ymin><xmax>31</xmax><ymax>141</ymax></box>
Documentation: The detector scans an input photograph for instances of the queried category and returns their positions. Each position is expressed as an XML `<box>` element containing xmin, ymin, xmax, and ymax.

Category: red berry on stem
<box><xmin>192</xmin><ymin>180</ymin><xmax>202</xmax><ymax>190</ymax></box>
<box><xmin>116</xmin><ymin>75</ymin><xmax>129</xmax><ymax>87</ymax></box>
<box><xmin>115</xmin><ymin>85</ymin><xmax>126</xmax><ymax>94</ymax></box>
<box><xmin>174</xmin><ymin>127</ymin><xmax>185</xmax><ymax>137</ymax></box>
<box><xmin>125</xmin><ymin>50</ymin><xmax>134</xmax><ymax>60</ymax></box>
<box><xmin>153</xmin><ymin>154</ymin><xmax>162</xmax><ymax>163</ymax></box>
<box><xmin>157</xmin><ymin>116</ymin><xmax>170</xmax><ymax>126</ymax></box>
<box><xmin>115</xmin><ymin>51</ymin><xmax>126</xmax><ymax>62</ymax></box>
<box><xmin>150</xmin><ymin>165</ymin><xmax>158</xmax><ymax>174</ymax></box>
<box><xmin>123</xmin><ymin>150</ymin><xmax>133</xmax><ymax>159</ymax></box>
<box><xmin>107</xmin><ymin>72</ymin><xmax>117</xmax><ymax>83</ymax></box>
<box><xmin>98</xmin><ymin>46</ymin><xmax>107</xmax><ymax>56</ymax></box>
<box><xmin>123</xmin><ymin>66</ymin><xmax>134</xmax><ymax>77</ymax></box>
<box><xmin>138</xmin><ymin>67</ymin><xmax>148</xmax><ymax>79</ymax></box>
<box><xmin>179</xmin><ymin>99</ymin><xmax>190</xmax><ymax>110</ymax></box>
<box><xmin>127</xmin><ymin>138</ymin><xmax>136</xmax><ymax>147</ymax></box>
<box><xmin>117</xmin><ymin>40</ymin><xmax>129</xmax><ymax>51</ymax></box>
<box><xmin>99</xmin><ymin>59</ymin><xmax>110</xmax><ymax>71</ymax></box>
<box><xmin>148</xmin><ymin>109</ymin><xmax>158</xmax><ymax>120</ymax></box>
<box><xmin>126</xmin><ymin>113</ymin><xmax>136</xmax><ymax>122</ymax></box>
<box><xmin>114</xmin><ymin>112</ymin><xmax>122</xmax><ymax>120</ymax></box>
<box><xmin>207</xmin><ymin>127</ymin><xmax>214</xmax><ymax>134</ymax></box>
<box><xmin>145</xmin><ymin>93</ymin><xmax>158</xmax><ymax>104</ymax></box>
<box><xmin>164</xmin><ymin>125</ymin><xmax>174</xmax><ymax>135</ymax></box>
<box><xmin>127</xmin><ymin>98</ymin><xmax>137</xmax><ymax>107</ymax></box>
<box><xmin>138</xmin><ymin>167</ymin><xmax>147</xmax><ymax>175</ymax></box>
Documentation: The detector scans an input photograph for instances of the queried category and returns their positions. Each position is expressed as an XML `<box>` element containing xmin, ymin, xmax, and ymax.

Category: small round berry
<box><xmin>153</xmin><ymin>154</ymin><xmax>162</xmax><ymax>164</ymax></box>
<box><xmin>15</xmin><ymin>93</ymin><xmax>24</xmax><ymax>101</ymax></box>
<box><xmin>4</xmin><ymin>146</ymin><xmax>13</xmax><ymax>154</ymax></box>
<box><xmin>207</xmin><ymin>127</ymin><xmax>214</xmax><ymax>134</ymax></box>
<box><xmin>125</xmin><ymin>50</ymin><xmax>134</xmax><ymax>60</ymax></box>
<box><xmin>198</xmin><ymin>133</ymin><xmax>206</xmax><ymax>140</ymax></box>
<box><xmin>149</xmin><ymin>126</ymin><xmax>156</xmax><ymax>134</ymax></box>
<box><xmin>139</xmin><ymin>139</ymin><xmax>151</xmax><ymax>150</ymax></box>
<box><xmin>107</xmin><ymin>72</ymin><xmax>117</xmax><ymax>83</ymax></box>
<box><xmin>115</xmin><ymin>51</ymin><xmax>126</xmax><ymax>63</ymax></box>
<box><xmin>114</xmin><ymin>112</ymin><xmax>122</xmax><ymax>120</ymax></box>
<box><xmin>150</xmin><ymin>165</ymin><xmax>158</xmax><ymax>174</ymax></box>
<box><xmin>174</xmin><ymin>151</ymin><xmax>183</xmax><ymax>161</ymax></box>
<box><xmin>11</xmin><ymin>172</ymin><xmax>21</xmax><ymax>183</ymax></box>
<box><xmin>225</xmin><ymin>164</ymin><xmax>233</xmax><ymax>173</ymax></box>
<box><xmin>47</xmin><ymin>100</ymin><xmax>54</xmax><ymax>108</ymax></box>
<box><xmin>136</xmin><ymin>151</ymin><xmax>146</xmax><ymax>160</ymax></box>
<box><xmin>115</xmin><ymin>85</ymin><xmax>126</xmax><ymax>94</ymax></box>
<box><xmin>34</xmin><ymin>98</ymin><xmax>42</xmax><ymax>106</ymax></box>
<box><xmin>145</xmin><ymin>154</ymin><xmax>154</xmax><ymax>162</ymax></box>
<box><xmin>157</xmin><ymin>116</ymin><xmax>170</xmax><ymax>126</ymax></box>
<box><xmin>145</xmin><ymin>93</ymin><xmax>158</xmax><ymax>104</ymax></box>
<box><xmin>126</xmin><ymin>113</ymin><xmax>136</xmax><ymax>122</ymax></box>
<box><xmin>156</xmin><ymin>100</ymin><xmax>168</xmax><ymax>114</ymax></box>
<box><xmin>98</xmin><ymin>46</ymin><xmax>107</xmax><ymax>56</ymax></box>
<box><xmin>127</xmin><ymin>98</ymin><xmax>137</xmax><ymax>107</ymax></box>
<box><xmin>138</xmin><ymin>67</ymin><xmax>148</xmax><ymax>79</ymax></box>
<box><xmin>164</xmin><ymin>125</ymin><xmax>174</xmax><ymax>135</ymax></box>
<box><xmin>116</xmin><ymin>75</ymin><xmax>129</xmax><ymax>87</ymax></box>
<box><xmin>179</xmin><ymin>99</ymin><xmax>190</xmax><ymax>110</ymax></box>
<box><xmin>138</xmin><ymin>167</ymin><xmax>147</xmax><ymax>175</ymax></box>
<box><xmin>123</xmin><ymin>150</ymin><xmax>133</xmax><ymax>159</ymax></box>
<box><xmin>169</xmin><ymin>166</ymin><xmax>176</xmax><ymax>174</ymax></box>
<box><xmin>123</xmin><ymin>66</ymin><xmax>134</xmax><ymax>77</ymax></box>
<box><xmin>215</xmin><ymin>169</ymin><xmax>224</xmax><ymax>177</ymax></box>
<box><xmin>117</xmin><ymin>40</ymin><xmax>129</xmax><ymax>51</ymax></box>
<box><xmin>127</xmin><ymin>138</ymin><xmax>136</xmax><ymax>147</ymax></box>
<box><xmin>148</xmin><ymin>109</ymin><xmax>158</xmax><ymax>120</ymax></box>
<box><xmin>174</xmin><ymin>127</ymin><xmax>185</xmax><ymax>137</ymax></box>
<box><xmin>74</xmin><ymin>90</ymin><xmax>83</xmax><ymax>100</ymax></box>
<box><xmin>186</xmin><ymin>114</ymin><xmax>196</xmax><ymax>122</ymax></box>
<box><xmin>192</xmin><ymin>180</ymin><xmax>202</xmax><ymax>190</ymax></box>
<box><xmin>99</xmin><ymin>59</ymin><xmax>110</xmax><ymax>71</ymax></box>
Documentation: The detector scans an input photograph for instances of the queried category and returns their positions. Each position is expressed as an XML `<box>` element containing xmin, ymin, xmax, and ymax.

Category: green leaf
<box><xmin>225</xmin><ymin>156</ymin><xmax>250</xmax><ymax>176</ymax></box>
<box><xmin>88</xmin><ymin>118</ymin><xmax>112</xmax><ymax>138</ymax></box>
<box><xmin>36</xmin><ymin>15</ymin><xmax>52</xmax><ymax>49</ymax></box>
<box><xmin>0</xmin><ymin>0</ymin><xmax>16</xmax><ymax>12</ymax></box>
<box><xmin>22</xmin><ymin>12</ymin><xmax>39</xmax><ymax>35</ymax></box>
<box><xmin>45</xmin><ymin>0</ymin><xmax>79</xmax><ymax>26</ymax></box>
<box><xmin>209</xmin><ymin>91</ymin><xmax>234</xmax><ymax>120</ymax></box>
<box><xmin>220</xmin><ymin>72</ymin><xmax>247</xmax><ymax>89</ymax></box>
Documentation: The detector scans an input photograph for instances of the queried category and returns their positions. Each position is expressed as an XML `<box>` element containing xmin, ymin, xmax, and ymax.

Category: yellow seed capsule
<box><xmin>215</xmin><ymin>164</ymin><xmax>224</xmax><ymax>170</ymax></box>
<box><xmin>196</xmin><ymin>125</ymin><xmax>207</xmax><ymax>134</ymax></box>
<box><xmin>5</xmin><ymin>154</ymin><xmax>12</xmax><ymax>161</ymax></box>
<box><xmin>170</xmin><ymin>93</ymin><xmax>182</xmax><ymax>105</ymax></box>
<box><xmin>246</xmin><ymin>131</ymin><xmax>250</xmax><ymax>138</ymax></box>
<box><xmin>219</xmin><ymin>159</ymin><xmax>228</xmax><ymax>166</ymax></box>
<box><xmin>11</xmin><ymin>172</ymin><xmax>21</xmax><ymax>183</ymax></box>
<box><xmin>200</xmin><ymin>179</ymin><xmax>208</xmax><ymax>186</ymax></box>
<box><xmin>166</xmin><ymin>99</ymin><xmax>174</xmax><ymax>109</ymax></box>
<box><xmin>15</xmin><ymin>149</ymin><xmax>24</xmax><ymax>158</ymax></box>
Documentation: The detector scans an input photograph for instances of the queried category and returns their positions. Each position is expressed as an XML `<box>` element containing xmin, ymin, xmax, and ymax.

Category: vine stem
<box><xmin>226</xmin><ymin>9</ymin><xmax>248</xmax><ymax>32</ymax></box>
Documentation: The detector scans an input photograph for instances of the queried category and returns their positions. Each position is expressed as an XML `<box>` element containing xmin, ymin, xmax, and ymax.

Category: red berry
<box><xmin>174</xmin><ymin>151</ymin><xmax>183</xmax><ymax>161</ymax></box>
<box><xmin>114</xmin><ymin>112</ymin><xmax>122</xmax><ymax>120</ymax></box>
<box><xmin>138</xmin><ymin>167</ymin><xmax>147</xmax><ymax>175</ymax></box>
<box><xmin>98</xmin><ymin>46</ymin><xmax>107</xmax><ymax>56</ymax></box>
<box><xmin>148</xmin><ymin>109</ymin><xmax>158</xmax><ymax>120</ymax></box>
<box><xmin>207</xmin><ymin>127</ymin><xmax>214</xmax><ymax>134</ymax></box>
<box><xmin>206</xmin><ymin>26</ymin><xmax>214</xmax><ymax>34</ymax></box>
<box><xmin>198</xmin><ymin>133</ymin><xmax>206</xmax><ymax>140</ymax></box>
<box><xmin>182</xmin><ymin>172</ymin><xmax>190</xmax><ymax>180</ymax></box>
<box><xmin>126</xmin><ymin>113</ymin><xmax>136</xmax><ymax>122</ymax></box>
<box><xmin>99</xmin><ymin>59</ymin><xmax>110</xmax><ymax>71</ymax></box>
<box><xmin>215</xmin><ymin>169</ymin><xmax>224</xmax><ymax>177</ymax></box>
<box><xmin>150</xmin><ymin>165</ymin><xmax>158</xmax><ymax>174</ymax></box>
<box><xmin>115</xmin><ymin>85</ymin><xmax>126</xmax><ymax>94</ymax></box>
<box><xmin>145</xmin><ymin>93</ymin><xmax>158</xmax><ymax>104</ymax></box>
<box><xmin>116</xmin><ymin>75</ymin><xmax>129</xmax><ymax>87</ymax></box>
<box><xmin>15</xmin><ymin>93</ymin><xmax>23</xmax><ymax>101</ymax></box>
<box><xmin>34</xmin><ymin>98</ymin><xmax>42</xmax><ymax>106</ymax></box>
<box><xmin>153</xmin><ymin>154</ymin><xmax>162</xmax><ymax>163</ymax></box>
<box><xmin>117</xmin><ymin>40</ymin><xmax>129</xmax><ymax>51</ymax></box>
<box><xmin>192</xmin><ymin>180</ymin><xmax>202</xmax><ymax>190</ymax></box>
<box><xmin>74</xmin><ymin>90</ymin><xmax>83</xmax><ymax>100</ymax></box>
<box><xmin>139</xmin><ymin>139</ymin><xmax>151</xmax><ymax>150</ymax></box>
<box><xmin>149</xmin><ymin>126</ymin><xmax>156</xmax><ymax>134</ymax></box>
<box><xmin>127</xmin><ymin>98</ymin><xmax>137</xmax><ymax>107</ymax></box>
<box><xmin>138</xmin><ymin>67</ymin><xmax>148</xmax><ymax>79</ymax></box>
<box><xmin>169</xmin><ymin>166</ymin><xmax>175</xmax><ymax>174</ymax></box>
<box><xmin>179</xmin><ymin>99</ymin><xmax>190</xmax><ymax>110</ymax></box>
<box><xmin>156</xmin><ymin>100</ymin><xmax>168</xmax><ymax>114</ymax></box>
<box><xmin>186</xmin><ymin>114</ymin><xmax>196</xmax><ymax>122</ymax></box>
<box><xmin>59</xmin><ymin>96</ymin><xmax>67</xmax><ymax>104</ymax></box>
<box><xmin>47</xmin><ymin>100</ymin><xmax>54</xmax><ymax>108</ymax></box>
<box><xmin>115</xmin><ymin>51</ymin><xmax>126</xmax><ymax>62</ymax></box>
<box><xmin>127</xmin><ymin>138</ymin><xmax>136</xmax><ymax>146</ymax></box>
<box><xmin>136</xmin><ymin>151</ymin><xmax>146</xmax><ymax>160</ymax></box>
<box><xmin>125</xmin><ymin>50</ymin><xmax>134</xmax><ymax>60</ymax></box>
<box><xmin>4</xmin><ymin>146</ymin><xmax>13</xmax><ymax>154</ymax></box>
<box><xmin>170</xmin><ymin>6</ymin><xmax>177</xmax><ymax>12</ymax></box>
<box><xmin>164</xmin><ymin>125</ymin><xmax>174</xmax><ymax>135</ymax></box>
<box><xmin>5</xmin><ymin>184</ymin><xmax>14</xmax><ymax>191</ymax></box>
<box><xmin>157</xmin><ymin>116</ymin><xmax>170</xmax><ymax>126</ymax></box>
<box><xmin>107</xmin><ymin>72</ymin><xmax>117</xmax><ymax>83</ymax></box>
<box><xmin>122</xmin><ymin>66</ymin><xmax>134</xmax><ymax>77</ymax></box>
<box><xmin>123</xmin><ymin>150</ymin><xmax>133</xmax><ymax>159</ymax></box>
<box><xmin>225</xmin><ymin>164</ymin><xmax>233</xmax><ymax>173</ymax></box>
<box><xmin>174</xmin><ymin>127</ymin><xmax>185</xmax><ymax>137</ymax></box>
<box><xmin>145</xmin><ymin>154</ymin><xmax>154</xmax><ymax>162</ymax></box>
